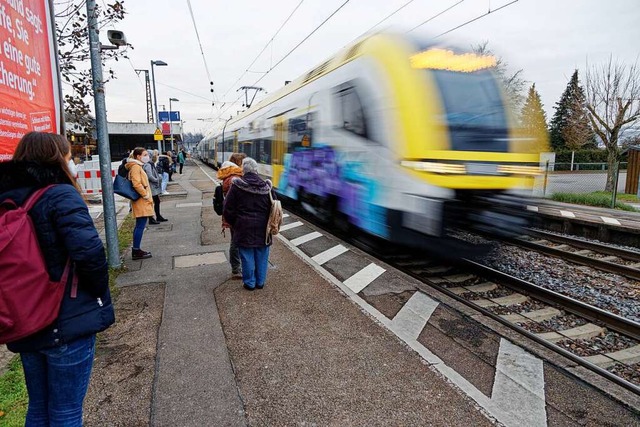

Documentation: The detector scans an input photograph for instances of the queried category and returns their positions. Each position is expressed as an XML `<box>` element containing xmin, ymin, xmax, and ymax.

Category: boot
<box><xmin>132</xmin><ymin>248</ymin><xmax>152</xmax><ymax>260</ymax></box>
<box><xmin>149</xmin><ymin>218</ymin><xmax>160</xmax><ymax>225</ymax></box>
<box><xmin>157</xmin><ymin>216</ymin><xmax>168</xmax><ymax>222</ymax></box>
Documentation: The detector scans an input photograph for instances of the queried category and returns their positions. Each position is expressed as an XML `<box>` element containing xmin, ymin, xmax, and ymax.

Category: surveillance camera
<box><xmin>107</xmin><ymin>30</ymin><xmax>127</xmax><ymax>47</ymax></box>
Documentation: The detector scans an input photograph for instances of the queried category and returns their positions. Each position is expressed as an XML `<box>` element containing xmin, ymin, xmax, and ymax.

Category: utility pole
<box><xmin>86</xmin><ymin>0</ymin><xmax>120</xmax><ymax>268</ymax></box>
<box><xmin>134</xmin><ymin>69</ymin><xmax>153</xmax><ymax>123</ymax></box>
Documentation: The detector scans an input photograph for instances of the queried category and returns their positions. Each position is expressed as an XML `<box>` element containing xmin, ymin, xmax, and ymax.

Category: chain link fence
<box><xmin>538</xmin><ymin>162</ymin><xmax>640</xmax><ymax>210</ymax></box>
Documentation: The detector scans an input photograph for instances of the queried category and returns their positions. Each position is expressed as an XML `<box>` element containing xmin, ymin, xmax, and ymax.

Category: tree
<box><xmin>520</xmin><ymin>84</ymin><xmax>549</xmax><ymax>152</ymax></box>
<box><xmin>549</xmin><ymin>70</ymin><xmax>594</xmax><ymax>150</ymax></box>
<box><xmin>473</xmin><ymin>42</ymin><xmax>527</xmax><ymax>115</ymax></box>
<box><xmin>585</xmin><ymin>57</ymin><xmax>640</xmax><ymax>191</ymax></box>
<box><xmin>55</xmin><ymin>1</ymin><xmax>130</xmax><ymax>134</ymax></box>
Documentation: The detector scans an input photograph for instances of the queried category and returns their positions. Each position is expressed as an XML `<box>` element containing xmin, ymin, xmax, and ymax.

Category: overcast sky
<box><xmin>90</xmin><ymin>0</ymin><xmax>640</xmax><ymax>134</ymax></box>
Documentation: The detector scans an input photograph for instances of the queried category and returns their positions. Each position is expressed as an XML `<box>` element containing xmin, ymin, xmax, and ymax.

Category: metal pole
<box><xmin>150</xmin><ymin>61</ymin><xmax>161</xmax><ymax>153</ymax></box>
<box><xmin>169</xmin><ymin>99</ymin><xmax>174</xmax><ymax>152</ymax></box>
<box><xmin>543</xmin><ymin>160</ymin><xmax>549</xmax><ymax>197</ymax></box>
<box><xmin>87</xmin><ymin>0</ymin><xmax>120</xmax><ymax>268</ymax></box>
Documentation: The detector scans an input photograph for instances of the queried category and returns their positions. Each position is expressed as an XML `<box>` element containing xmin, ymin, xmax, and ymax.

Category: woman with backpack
<box><xmin>0</xmin><ymin>131</ymin><xmax>114</xmax><ymax>426</ymax></box>
<box><xmin>216</xmin><ymin>153</ymin><xmax>245</xmax><ymax>278</ymax></box>
<box><xmin>223</xmin><ymin>157</ymin><xmax>276</xmax><ymax>290</ymax></box>
<box><xmin>126</xmin><ymin>147</ymin><xmax>155</xmax><ymax>260</ymax></box>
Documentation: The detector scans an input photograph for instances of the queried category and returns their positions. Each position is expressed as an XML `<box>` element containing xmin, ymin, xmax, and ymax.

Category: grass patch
<box><xmin>109</xmin><ymin>214</ymin><xmax>135</xmax><ymax>298</ymax></box>
<box><xmin>551</xmin><ymin>192</ymin><xmax>638</xmax><ymax>211</ymax></box>
<box><xmin>0</xmin><ymin>357</ymin><xmax>27</xmax><ymax>426</ymax></box>
<box><xmin>590</xmin><ymin>191</ymin><xmax>639</xmax><ymax>203</ymax></box>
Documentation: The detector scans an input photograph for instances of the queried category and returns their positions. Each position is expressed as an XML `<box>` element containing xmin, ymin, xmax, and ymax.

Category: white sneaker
<box><xmin>162</xmin><ymin>191</ymin><xmax>170</xmax><ymax>195</ymax></box>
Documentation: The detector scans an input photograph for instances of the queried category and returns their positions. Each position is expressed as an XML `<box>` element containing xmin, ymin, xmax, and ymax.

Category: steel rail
<box><xmin>527</xmin><ymin>229</ymin><xmax>640</xmax><ymax>262</ymax></box>
<box><xmin>509</xmin><ymin>235</ymin><xmax>640</xmax><ymax>281</ymax></box>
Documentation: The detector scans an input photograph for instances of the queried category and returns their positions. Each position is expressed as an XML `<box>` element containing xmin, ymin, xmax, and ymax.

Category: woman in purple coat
<box><xmin>223</xmin><ymin>158</ymin><xmax>275</xmax><ymax>290</ymax></box>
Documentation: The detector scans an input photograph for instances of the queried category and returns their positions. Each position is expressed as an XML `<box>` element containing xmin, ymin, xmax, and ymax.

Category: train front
<box><xmin>392</xmin><ymin>44</ymin><xmax>546</xmax><ymax>242</ymax></box>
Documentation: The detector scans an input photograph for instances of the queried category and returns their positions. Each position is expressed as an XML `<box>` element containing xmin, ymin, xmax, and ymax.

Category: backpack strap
<box><xmin>22</xmin><ymin>185</ymin><xmax>57</xmax><ymax>211</ymax></box>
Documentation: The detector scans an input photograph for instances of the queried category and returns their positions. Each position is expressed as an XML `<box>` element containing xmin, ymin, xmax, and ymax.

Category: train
<box><xmin>196</xmin><ymin>33</ymin><xmax>545</xmax><ymax>249</ymax></box>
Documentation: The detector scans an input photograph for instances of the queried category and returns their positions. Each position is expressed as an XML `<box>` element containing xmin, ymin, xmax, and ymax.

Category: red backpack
<box><xmin>0</xmin><ymin>185</ymin><xmax>75</xmax><ymax>344</ymax></box>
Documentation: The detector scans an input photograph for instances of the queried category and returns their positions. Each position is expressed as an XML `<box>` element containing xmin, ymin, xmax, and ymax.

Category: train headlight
<box><xmin>401</xmin><ymin>161</ymin><xmax>466</xmax><ymax>174</ymax></box>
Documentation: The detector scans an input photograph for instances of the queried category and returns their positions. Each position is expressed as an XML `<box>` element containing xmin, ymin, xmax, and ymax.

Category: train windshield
<box><xmin>431</xmin><ymin>69</ymin><xmax>509</xmax><ymax>151</ymax></box>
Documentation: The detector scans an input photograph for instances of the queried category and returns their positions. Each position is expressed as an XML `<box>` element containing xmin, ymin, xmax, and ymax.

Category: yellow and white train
<box><xmin>197</xmin><ymin>33</ymin><xmax>543</xmax><ymax>247</ymax></box>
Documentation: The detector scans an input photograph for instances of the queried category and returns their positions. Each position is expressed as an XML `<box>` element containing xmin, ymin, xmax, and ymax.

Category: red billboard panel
<box><xmin>0</xmin><ymin>0</ymin><xmax>61</xmax><ymax>160</ymax></box>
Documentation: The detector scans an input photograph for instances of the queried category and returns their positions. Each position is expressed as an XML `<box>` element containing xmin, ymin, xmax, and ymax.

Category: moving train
<box><xmin>196</xmin><ymin>33</ymin><xmax>544</xmax><ymax>248</ymax></box>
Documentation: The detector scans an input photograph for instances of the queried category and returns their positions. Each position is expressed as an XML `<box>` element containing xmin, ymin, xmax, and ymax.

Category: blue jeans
<box><xmin>21</xmin><ymin>335</ymin><xmax>96</xmax><ymax>427</ymax></box>
<box><xmin>238</xmin><ymin>246</ymin><xmax>270</xmax><ymax>288</ymax></box>
<box><xmin>133</xmin><ymin>216</ymin><xmax>148</xmax><ymax>249</ymax></box>
<box><xmin>161</xmin><ymin>172</ymin><xmax>169</xmax><ymax>192</ymax></box>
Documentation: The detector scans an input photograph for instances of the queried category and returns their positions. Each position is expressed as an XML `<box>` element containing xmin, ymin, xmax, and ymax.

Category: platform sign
<box><xmin>158</xmin><ymin>111</ymin><xmax>180</xmax><ymax>122</ymax></box>
<box><xmin>0</xmin><ymin>0</ymin><xmax>62</xmax><ymax>160</ymax></box>
<box><xmin>153</xmin><ymin>128</ymin><xmax>163</xmax><ymax>141</ymax></box>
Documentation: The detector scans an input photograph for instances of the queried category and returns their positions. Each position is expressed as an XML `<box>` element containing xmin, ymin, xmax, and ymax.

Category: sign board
<box><xmin>0</xmin><ymin>0</ymin><xmax>62</xmax><ymax>160</ymax></box>
<box><xmin>158</xmin><ymin>111</ymin><xmax>180</xmax><ymax>122</ymax></box>
<box><xmin>153</xmin><ymin>128</ymin><xmax>163</xmax><ymax>141</ymax></box>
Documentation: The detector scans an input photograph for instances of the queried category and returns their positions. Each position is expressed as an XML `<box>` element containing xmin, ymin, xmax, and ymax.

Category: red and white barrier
<box><xmin>76</xmin><ymin>159</ymin><xmax>120</xmax><ymax>195</ymax></box>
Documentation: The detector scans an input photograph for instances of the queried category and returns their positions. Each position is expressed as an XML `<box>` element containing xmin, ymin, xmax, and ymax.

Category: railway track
<box><xmin>510</xmin><ymin>229</ymin><xmax>640</xmax><ymax>281</ymax></box>
<box><xmin>389</xmin><ymin>255</ymin><xmax>640</xmax><ymax>395</ymax></box>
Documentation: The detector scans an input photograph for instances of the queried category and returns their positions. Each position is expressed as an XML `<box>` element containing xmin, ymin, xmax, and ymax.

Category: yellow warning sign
<box><xmin>154</xmin><ymin>128</ymin><xmax>163</xmax><ymax>141</ymax></box>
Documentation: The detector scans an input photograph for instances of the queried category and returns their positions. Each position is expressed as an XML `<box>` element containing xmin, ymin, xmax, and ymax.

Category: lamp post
<box><xmin>150</xmin><ymin>60</ymin><xmax>167</xmax><ymax>152</ymax></box>
<box><xmin>169</xmin><ymin>97</ymin><xmax>179</xmax><ymax>152</ymax></box>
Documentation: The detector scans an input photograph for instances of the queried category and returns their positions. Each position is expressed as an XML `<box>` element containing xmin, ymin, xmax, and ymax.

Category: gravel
<box><xmin>556</xmin><ymin>331</ymin><xmax>638</xmax><ymax>357</ymax></box>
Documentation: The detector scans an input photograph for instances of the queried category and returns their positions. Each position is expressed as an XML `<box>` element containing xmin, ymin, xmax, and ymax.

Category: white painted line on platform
<box><xmin>343</xmin><ymin>263</ymin><xmax>386</xmax><ymax>293</ymax></box>
<box><xmin>277</xmin><ymin>233</ymin><xmax>548</xmax><ymax>427</ymax></box>
<box><xmin>560</xmin><ymin>210</ymin><xmax>576</xmax><ymax>218</ymax></box>
<box><xmin>280</xmin><ymin>221</ymin><xmax>304</xmax><ymax>232</ymax></box>
<box><xmin>526</xmin><ymin>205</ymin><xmax>539</xmax><ymax>212</ymax></box>
<box><xmin>195</xmin><ymin>161</ymin><xmax>217</xmax><ymax>183</ymax></box>
<box><xmin>390</xmin><ymin>292</ymin><xmax>438</xmax><ymax>340</ymax></box>
<box><xmin>176</xmin><ymin>202</ymin><xmax>203</xmax><ymax>208</ymax></box>
<box><xmin>311</xmin><ymin>244</ymin><xmax>348</xmax><ymax>265</ymax></box>
<box><xmin>601</xmin><ymin>216</ymin><xmax>621</xmax><ymax>226</ymax></box>
<box><xmin>491</xmin><ymin>339</ymin><xmax>547</xmax><ymax>426</ymax></box>
<box><xmin>283</xmin><ymin>213</ymin><xmax>290</xmax><ymax>218</ymax></box>
<box><xmin>290</xmin><ymin>231</ymin><xmax>322</xmax><ymax>247</ymax></box>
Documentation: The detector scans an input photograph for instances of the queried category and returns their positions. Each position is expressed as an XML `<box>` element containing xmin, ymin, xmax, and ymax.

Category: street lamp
<box><xmin>150</xmin><ymin>59</ymin><xmax>167</xmax><ymax>152</ymax></box>
<box><xmin>169</xmin><ymin>97</ymin><xmax>179</xmax><ymax>152</ymax></box>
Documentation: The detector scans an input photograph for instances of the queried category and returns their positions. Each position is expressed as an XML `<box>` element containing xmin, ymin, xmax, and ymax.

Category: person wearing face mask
<box><xmin>143</xmin><ymin>150</ymin><xmax>167</xmax><ymax>224</ymax></box>
<box><xmin>125</xmin><ymin>147</ymin><xmax>154</xmax><ymax>260</ymax></box>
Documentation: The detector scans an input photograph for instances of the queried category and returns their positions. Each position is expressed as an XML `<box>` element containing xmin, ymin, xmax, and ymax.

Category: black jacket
<box><xmin>223</xmin><ymin>172</ymin><xmax>275</xmax><ymax>247</ymax></box>
<box><xmin>0</xmin><ymin>161</ymin><xmax>114</xmax><ymax>352</ymax></box>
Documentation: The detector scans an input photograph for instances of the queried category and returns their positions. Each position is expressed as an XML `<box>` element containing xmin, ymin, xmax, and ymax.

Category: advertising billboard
<box><xmin>0</xmin><ymin>0</ymin><xmax>62</xmax><ymax>160</ymax></box>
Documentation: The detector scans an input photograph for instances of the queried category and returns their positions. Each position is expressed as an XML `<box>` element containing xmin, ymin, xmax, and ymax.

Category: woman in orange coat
<box><xmin>125</xmin><ymin>147</ymin><xmax>155</xmax><ymax>260</ymax></box>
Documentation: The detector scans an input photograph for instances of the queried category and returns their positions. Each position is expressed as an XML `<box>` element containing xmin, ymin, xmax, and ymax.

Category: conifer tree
<box><xmin>549</xmin><ymin>70</ymin><xmax>593</xmax><ymax>150</ymax></box>
<box><xmin>520</xmin><ymin>84</ymin><xmax>549</xmax><ymax>152</ymax></box>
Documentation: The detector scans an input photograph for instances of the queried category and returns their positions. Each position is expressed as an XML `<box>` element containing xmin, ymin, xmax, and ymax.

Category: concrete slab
<box><xmin>558</xmin><ymin>323</ymin><xmax>605</xmax><ymax>340</ymax></box>
<box><xmin>175</xmin><ymin>201</ymin><xmax>203</xmax><ymax>208</ymax></box>
<box><xmin>489</xmin><ymin>293</ymin><xmax>529</xmax><ymax>306</ymax></box>
<box><xmin>174</xmin><ymin>251</ymin><xmax>227</xmax><ymax>268</ymax></box>
<box><xmin>607</xmin><ymin>344</ymin><xmax>640</xmax><ymax>365</ymax></box>
<box><xmin>521</xmin><ymin>307</ymin><xmax>562</xmax><ymax>322</ymax></box>
<box><xmin>466</xmin><ymin>282</ymin><xmax>498</xmax><ymax>293</ymax></box>
<box><xmin>322</xmin><ymin>249</ymin><xmax>372</xmax><ymax>282</ymax></box>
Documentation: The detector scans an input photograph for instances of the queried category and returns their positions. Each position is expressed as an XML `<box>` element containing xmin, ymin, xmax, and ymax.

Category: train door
<box><xmin>271</xmin><ymin>116</ymin><xmax>287</xmax><ymax>188</ymax></box>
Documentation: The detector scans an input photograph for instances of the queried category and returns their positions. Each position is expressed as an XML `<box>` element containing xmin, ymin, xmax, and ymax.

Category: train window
<box><xmin>288</xmin><ymin>113</ymin><xmax>316</xmax><ymax>152</ymax></box>
<box><xmin>335</xmin><ymin>85</ymin><xmax>367</xmax><ymax>138</ymax></box>
<box><xmin>258</xmin><ymin>139</ymin><xmax>272</xmax><ymax>164</ymax></box>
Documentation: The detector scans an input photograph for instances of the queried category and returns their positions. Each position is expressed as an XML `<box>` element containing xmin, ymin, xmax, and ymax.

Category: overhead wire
<box><xmin>407</xmin><ymin>0</ymin><xmax>465</xmax><ymax>33</ymax></box>
<box><xmin>186</xmin><ymin>0</ymin><xmax>218</xmax><ymax>104</ymax></box>
<box><xmin>358</xmin><ymin>0</ymin><xmax>417</xmax><ymax>37</ymax></box>
<box><xmin>220</xmin><ymin>0</ymin><xmax>306</xmax><ymax>102</ymax></box>
<box><xmin>435</xmin><ymin>0</ymin><xmax>519</xmax><ymax>38</ymax></box>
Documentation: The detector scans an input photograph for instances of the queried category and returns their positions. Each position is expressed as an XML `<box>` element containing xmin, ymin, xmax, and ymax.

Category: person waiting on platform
<box><xmin>178</xmin><ymin>148</ymin><xmax>186</xmax><ymax>174</ymax></box>
<box><xmin>126</xmin><ymin>147</ymin><xmax>155</xmax><ymax>260</ymax></box>
<box><xmin>157</xmin><ymin>151</ymin><xmax>172</xmax><ymax>195</ymax></box>
<box><xmin>0</xmin><ymin>131</ymin><xmax>114</xmax><ymax>425</ymax></box>
<box><xmin>223</xmin><ymin>157</ymin><xmax>275</xmax><ymax>290</ymax></box>
<box><xmin>217</xmin><ymin>152</ymin><xmax>246</xmax><ymax>278</ymax></box>
<box><xmin>144</xmin><ymin>149</ymin><xmax>167</xmax><ymax>224</ymax></box>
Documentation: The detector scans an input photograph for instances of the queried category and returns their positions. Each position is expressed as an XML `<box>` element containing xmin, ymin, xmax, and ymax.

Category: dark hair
<box><xmin>13</xmin><ymin>132</ymin><xmax>81</xmax><ymax>193</ymax></box>
<box><xmin>229</xmin><ymin>152</ymin><xmax>246</xmax><ymax>167</ymax></box>
<box><xmin>132</xmin><ymin>147</ymin><xmax>146</xmax><ymax>159</ymax></box>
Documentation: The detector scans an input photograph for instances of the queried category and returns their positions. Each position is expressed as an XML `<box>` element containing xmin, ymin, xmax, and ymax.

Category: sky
<box><xmin>83</xmin><ymin>0</ymin><xmax>640</xmax><ymax>135</ymax></box>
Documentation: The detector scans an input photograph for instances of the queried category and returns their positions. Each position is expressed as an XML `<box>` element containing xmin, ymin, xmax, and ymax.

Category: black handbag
<box><xmin>113</xmin><ymin>174</ymin><xmax>140</xmax><ymax>201</ymax></box>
